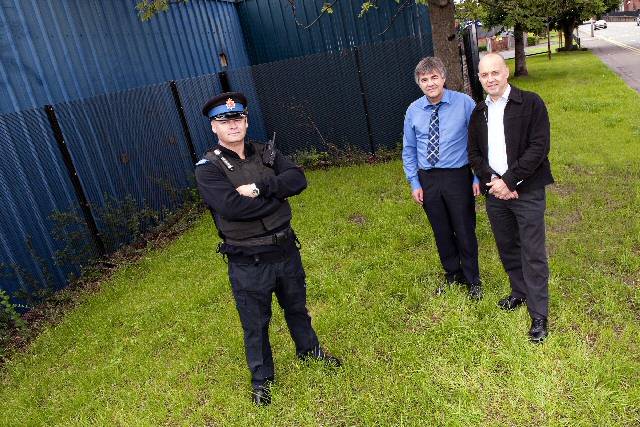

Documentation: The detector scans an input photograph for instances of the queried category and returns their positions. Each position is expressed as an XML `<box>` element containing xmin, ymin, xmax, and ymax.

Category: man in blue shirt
<box><xmin>402</xmin><ymin>57</ymin><xmax>482</xmax><ymax>299</ymax></box>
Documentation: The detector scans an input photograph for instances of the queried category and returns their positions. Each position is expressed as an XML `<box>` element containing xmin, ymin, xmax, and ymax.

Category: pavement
<box><xmin>578</xmin><ymin>21</ymin><xmax>640</xmax><ymax>93</ymax></box>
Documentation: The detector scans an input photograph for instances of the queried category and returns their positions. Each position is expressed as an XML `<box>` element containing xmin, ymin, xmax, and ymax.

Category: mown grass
<box><xmin>1</xmin><ymin>51</ymin><xmax>639</xmax><ymax>426</ymax></box>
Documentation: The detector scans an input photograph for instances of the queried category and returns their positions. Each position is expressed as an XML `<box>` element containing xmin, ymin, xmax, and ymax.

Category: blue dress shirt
<box><xmin>402</xmin><ymin>89</ymin><xmax>477</xmax><ymax>191</ymax></box>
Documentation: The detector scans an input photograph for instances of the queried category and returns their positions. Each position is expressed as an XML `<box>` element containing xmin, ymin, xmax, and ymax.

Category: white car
<box><xmin>593</xmin><ymin>19</ymin><xmax>607</xmax><ymax>30</ymax></box>
<box><xmin>636</xmin><ymin>15</ymin><xmax>639</xmax><ymax>26</ymax></box>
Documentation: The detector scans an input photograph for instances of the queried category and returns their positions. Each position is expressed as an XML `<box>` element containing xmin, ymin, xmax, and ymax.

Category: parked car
<box><xmin>593</xmin><ymin>19</ymin><xmax>607</xmax><ymax>30</ymax></box>
<box><xmin>636</xmin><ymin>15</ymin><xmax>640</xmax><ymax>26</ymax></box>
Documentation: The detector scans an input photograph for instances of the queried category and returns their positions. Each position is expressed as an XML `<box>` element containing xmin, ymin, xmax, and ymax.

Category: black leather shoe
<box><xmin>468</xmin><ymin>284</ymin><xmax>483</xmax><ymax>300</ymax></box>
<box><xmin>436</xmin><ymin>273</ymin><xmax>465</xmax><ymax>295</ymax></box>
<box><xmin>251</xmin><ymin>384</ymin><xmax>272</xmax><ymax>406</ymax></box>
<box><xmin>497</xmin><ymin>295</ymin><xmax>526</xmax><ymax>311</ymax></box>
<box><xmin>529</xmin><ymin>317</ymin><xmax>548</xmax><ymax>344</ymax></box>
<box><xmin>299</xmin><ymin>347</ymin><xmax>342</xmax><ymax>367</ymax></box>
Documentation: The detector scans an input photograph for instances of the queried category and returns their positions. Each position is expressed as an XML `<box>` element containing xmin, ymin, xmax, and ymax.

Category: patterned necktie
<box><xmin>426</xmin><ymin>103</ymin><xmax>442</xmax><ymax>166</ymax></box>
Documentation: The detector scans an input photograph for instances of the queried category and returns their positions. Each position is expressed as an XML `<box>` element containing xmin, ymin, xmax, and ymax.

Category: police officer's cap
<box><xmin>202</xmin><ymin>92</ymin><xmax>248</xmax><ymax>121</ymax></box>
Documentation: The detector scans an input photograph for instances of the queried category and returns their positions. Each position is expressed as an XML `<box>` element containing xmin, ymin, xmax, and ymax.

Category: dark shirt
<box><xmin>195</xmin><ymin>142</ymin><xmax>307</xmax><ymax>255</ymax></box>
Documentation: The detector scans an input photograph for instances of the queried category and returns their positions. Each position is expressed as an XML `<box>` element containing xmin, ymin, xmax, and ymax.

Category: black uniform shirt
<box><xmin>195</xmin><ymin>142</ymin><xmax>307</xmax><ymax>255</ymax></box>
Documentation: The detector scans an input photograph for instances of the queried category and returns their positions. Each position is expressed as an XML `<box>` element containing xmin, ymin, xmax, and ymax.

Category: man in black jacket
<box><xmin>195</xmin><ymin>92</ymin><xmax>341</xmax><ymax>406</ymax></box>
<box><xmin>468</xmin><ymin>54</ymin><xmax>554</xmax><ymax>343</ymax></box>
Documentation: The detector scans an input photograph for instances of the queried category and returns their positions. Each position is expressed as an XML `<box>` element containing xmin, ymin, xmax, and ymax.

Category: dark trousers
<box><xmin>228</xmin><ymin>247</ymin><xmax>319</xmax><ymax>388</ymax></box>
<box><xmin>486</xmin><ymin>188</ymin><xmax>549</xmax><ymax>319</ymax></box>
<box><xmin>418</xmin><ymin>166</ymin><xmax>480</xmax><ymax>285</ymax></box>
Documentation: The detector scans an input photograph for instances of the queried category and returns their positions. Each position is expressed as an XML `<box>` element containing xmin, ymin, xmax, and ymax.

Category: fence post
<box><xmin>218</xmin><ymin>71</ymin><xmax>231</xmax><ymax>92</ymax></box>
<box><xmin>169</xmin><ymin>81</ymin><xmax>198</xmax><ymax>164</ymax></box>
<box><xmin>44</xmin><ymin>105</ymin><xmax>106</xmax><ymax>256</ymax></box>
<box><xmin>353</xmin><ymin>47</ymin><xmax>376</xmax><ymax>155</ymax></box>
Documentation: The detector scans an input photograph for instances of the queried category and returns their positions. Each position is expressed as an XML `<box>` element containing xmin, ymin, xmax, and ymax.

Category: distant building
<box><xmin>620</xmin><ymin>0</ymin><xmax>640</xmax><ymax>12</ymax></box>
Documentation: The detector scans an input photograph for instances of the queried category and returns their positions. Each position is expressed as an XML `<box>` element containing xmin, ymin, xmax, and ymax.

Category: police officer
<box><xmin>195</xmin><ymin>92</ymin><xmax>341</xmax><ymax>406</ymax></box>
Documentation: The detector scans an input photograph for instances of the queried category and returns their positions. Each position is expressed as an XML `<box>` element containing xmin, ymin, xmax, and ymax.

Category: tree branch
<box><xmin>287</xmin><ymin>0</ymin><xmax>342</xmax><ymax>29</ymax></box>
<box><xmin>377</xmin><ymin>0</ymin><xmax>415</xmax><ymax>36</ymax></box>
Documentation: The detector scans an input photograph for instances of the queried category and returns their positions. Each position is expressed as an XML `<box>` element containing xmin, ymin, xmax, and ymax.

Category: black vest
<box><xmin>205</xmin><ymin>142</ymin><xmax>292</xmax><ymax>241</ymax></box>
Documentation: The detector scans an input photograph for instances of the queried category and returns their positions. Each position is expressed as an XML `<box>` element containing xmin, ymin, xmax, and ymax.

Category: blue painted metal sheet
<box><xmin>0</xmin><ymin>108</ymin><xmax>95</xmax><ymax>306</ymax></box>
<box><xmin>0</xmin><ymin>0</ymin><xmax>251</xmax><ymax>114</ymax></box>
<box><xmin>54</xmin><ymin>82</ymin><xmax>196</xmax><ymax>251</ymax></box>
<box><xmin>236</xmin><ymin>0</ymin><xmax>432</xmax><ymax>64</ymax></box>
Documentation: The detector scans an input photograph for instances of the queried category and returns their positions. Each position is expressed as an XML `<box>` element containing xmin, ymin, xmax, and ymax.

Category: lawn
<box><xmin>1</xmin><ymin>51</ymin><xmax>639</xmax><ymax>426</ymax></box>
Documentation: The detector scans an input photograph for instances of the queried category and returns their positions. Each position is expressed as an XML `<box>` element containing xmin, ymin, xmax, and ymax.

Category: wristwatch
<box><xmin>250</xmin><ymin>183</ymin><xmax>260</xmax><ymax>197</ymax></box>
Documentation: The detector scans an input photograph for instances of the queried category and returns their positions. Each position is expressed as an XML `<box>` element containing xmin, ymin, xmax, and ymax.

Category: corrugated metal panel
<box><xmin>54</xmin><ymin>82</ymin><xmax>196</xmax><ymax>251</ymax></box>
<box><xmin>0</xmin><ymin>108</ymin><xmax>95</xmax><ymax>303</ymax></box>
<box><xmin>0</xmin><ymin>0</ymin><xmax>251</xmax><ymax>114</ymax></box>
<box><xmin>236</xmin><ymin>0</ymin><xmax>432</xmax><ymax>64</ymax></box>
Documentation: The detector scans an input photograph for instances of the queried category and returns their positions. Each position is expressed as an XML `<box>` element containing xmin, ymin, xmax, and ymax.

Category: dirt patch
<box><xmin>548</xmin><ymin>209</ymin><xmax>582</xmax><ymax>234</ymax></box>
<box><xmin>548</xmin><ymin>182</ymin><xmax>576</xmax><ymax>197</ymax></box>
<box><xmin>348</xmin><ymin>213</ymin><xmax>366</xmax><ymax>225</ymax></box>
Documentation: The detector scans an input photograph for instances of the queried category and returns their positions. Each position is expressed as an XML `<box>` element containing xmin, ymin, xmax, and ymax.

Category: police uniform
<box><xmin>195</xmin><ymin>92</ymin><xmax>340</xmax><ymax>405</ymax></box>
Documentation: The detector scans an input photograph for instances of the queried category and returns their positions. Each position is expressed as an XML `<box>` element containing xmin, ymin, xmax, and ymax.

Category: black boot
<box><xmin>468</xmin><ymin>283</ymin><xmax>483</xmax><ymax>301</ymax></box>
<box><xmin>251</xmin><ymin>381</ymin><xmax>272</xmax><ymax>406</ymax></box>
<box><xmin>497</xmin><ymin>295</ymin><xmax>526</xmax><ymax>311</ymax></box>
<box><xmin>299</xmin><ymin>347</ymin><xmax>342</xmax><ymax>367</ymax></box>
<box><xmin>529</xmin><ymin>317</ymin><xmax>548</xmax><ymax>344</ymax></box>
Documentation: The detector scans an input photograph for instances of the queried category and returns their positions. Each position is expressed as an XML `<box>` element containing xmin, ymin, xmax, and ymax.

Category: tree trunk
<box><xmin>428</xmin><ymin>0</ymin><xmax>463</xmax><ymax>91</ymax></box>
<box><xmin>513</xmin><ymin>25</ymin><xmax>528</xmax><ymax>77</ymax></box>
<box><xmin>562</xmin><ymin>20</ymin><xmax>575</xmax><ymax>49</ymax></box>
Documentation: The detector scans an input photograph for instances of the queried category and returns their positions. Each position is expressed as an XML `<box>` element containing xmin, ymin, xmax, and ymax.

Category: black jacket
<box><xmin>468</xmin><ymin>85</ymin><xmax>553</xmax><ymax>194</ymax></box>
<box><xmin>195</xmin><ymin>142</ymin><xmax>307</xmax><ymax>253</ymax></box>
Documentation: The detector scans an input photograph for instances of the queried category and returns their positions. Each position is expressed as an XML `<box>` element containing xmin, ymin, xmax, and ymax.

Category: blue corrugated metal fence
<box><xmin>0</xmin><ymin>0</ymin><xmax>250</xmax><ymax>114</ymax></box>
<box><xmin>236</xmin><ymin>0</ymin><xmax>431</xmax><ymax>64</ymax></box>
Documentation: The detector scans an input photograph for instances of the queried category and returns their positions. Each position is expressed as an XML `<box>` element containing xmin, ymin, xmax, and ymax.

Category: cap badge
<box><xmin>225</xmin><ymin>98</ymin><xmax>236</xmax><ymax>110</ymax></box>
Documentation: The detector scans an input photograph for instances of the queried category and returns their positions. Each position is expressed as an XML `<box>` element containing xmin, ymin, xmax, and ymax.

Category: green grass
<box><xmin>1</xmin><ymin>51</ymin><xmax>639</xmax><ymax>426</ymax></box>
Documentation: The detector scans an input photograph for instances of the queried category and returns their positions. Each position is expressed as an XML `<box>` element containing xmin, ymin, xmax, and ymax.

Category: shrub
<box><xmin>527</xmin><ymin>35</ymin><xmax>538</xmax><ymax>46</ymax></box>
<box><xmin>0</xmin><ymin>289</ymin><xmax>25</xmax><ymax>360</ymax></box>
<box><xmin>291</xmin><ymin>144</ymin><xmax>401</xmax><ymax>170</ymax></box>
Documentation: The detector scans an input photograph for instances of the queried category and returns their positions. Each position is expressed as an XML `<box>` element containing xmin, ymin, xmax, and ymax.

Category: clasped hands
<box><xmin>487</xmin><ymin>178</ymin><xmax>518</xmax><ymax>200</ymax></box>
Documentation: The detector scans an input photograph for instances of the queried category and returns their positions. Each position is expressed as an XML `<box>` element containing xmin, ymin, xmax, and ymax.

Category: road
<box><xmin>578</xmin><ymin>21</ymin><xmax>640</xmax><ymax>93</ymax></box>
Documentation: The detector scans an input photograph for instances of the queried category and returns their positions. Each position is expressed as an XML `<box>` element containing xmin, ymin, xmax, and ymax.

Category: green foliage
<box><xmin>98</xmin><ymin>195</ymin><xmax>163</xmax><ymax>252</ymax></box>
<box><xmin>6</xmin><ymin>239</ymin><xmax>57</xmax><ymax>309</ymax></box>
<box><xmin>320</xmin><ymin>2</ymin><xmax>335</xmax><ymax>14</ymax></box>
<box><xmin>358</xmin><ymin>1</ymin><xmax>379</xmax><ymax>18</ymax></box>
<box><xmin>527</xmin><ymin>35</ymin><xmax>538</xmax><ymax>45</ymax></box>
<box><xmin>291</xmin><ymin>144</ymin><xmax>401</xmax><ymax>170</ymax></box>
<box><xmin>136</xmin><ymin>0</ymin><xmax>188</xmax><ymax>22</ymax></box>
<box><xmin>50</xmin><ymin>210</ymin><xmax>95</xmax><ymax>268</ymax></box>
<box><xmin>0</xmin><ymin>289</ymin><xmax>26</xmax><ymax>361</ymax></box>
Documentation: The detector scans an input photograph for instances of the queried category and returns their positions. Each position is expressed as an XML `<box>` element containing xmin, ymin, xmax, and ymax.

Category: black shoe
<box><xmin>497</xmin><ymin>295</ymin><xmax>526</xmax><ymax>311</ymax></box>
<box><xmin>251</xmin><ymin>383</ymin><xmax>272</xmax><ymax>406</ymax></box>
<box><xmin>436</xmin><ymin>273</ymin><xmax>464</xmax><ymax>295</ymax></box>
<box><xmin>529</xmin><ymin>317</ymin><xmax>548</xmax><ymax>344</ymax></box>
<box><xmin>299</xmin><ymin>347</ymin><xmax>342</xmax><ymax>367</ymax></box>
<box><xmin>468</xmin><ymin>284</ymin><xmax>483</xmax><ymax>300</ymax></box>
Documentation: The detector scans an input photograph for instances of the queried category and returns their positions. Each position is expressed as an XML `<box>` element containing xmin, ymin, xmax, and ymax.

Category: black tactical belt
<box><xmin>227</xmin><ymin>250</ymin><xmax>290</xmax><ymax>264</ymax></box>
<box><xmin>224</xmin><ymin>227</ymin><xmax>294</xmax><ymax>247</ymax></box>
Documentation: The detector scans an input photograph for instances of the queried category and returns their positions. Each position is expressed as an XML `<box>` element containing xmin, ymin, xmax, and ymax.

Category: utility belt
<box><xmin>224</xmin><ymin>227</ymin><xmax>296</xmax><ymax>247</ymax></box>
<box><xmin>217</xmin><ymin>227</ymin><xmax>301</xmax><ymax>264</ymax></box>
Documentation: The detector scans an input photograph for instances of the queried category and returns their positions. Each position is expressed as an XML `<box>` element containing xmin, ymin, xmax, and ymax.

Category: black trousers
<box><xmin>485</xmin><ymin>188</ymin><xmax>549</xmax><ymax>319</ymax></box>
<box><xmin>418</xmin><ymin>166</ymin><xmax>480</xmax><ymax>285</ymax></box>
<box><xmin>228</xmin><ymin>247</ymin><xmax>319</xmax><ymax>388</ymax></box>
